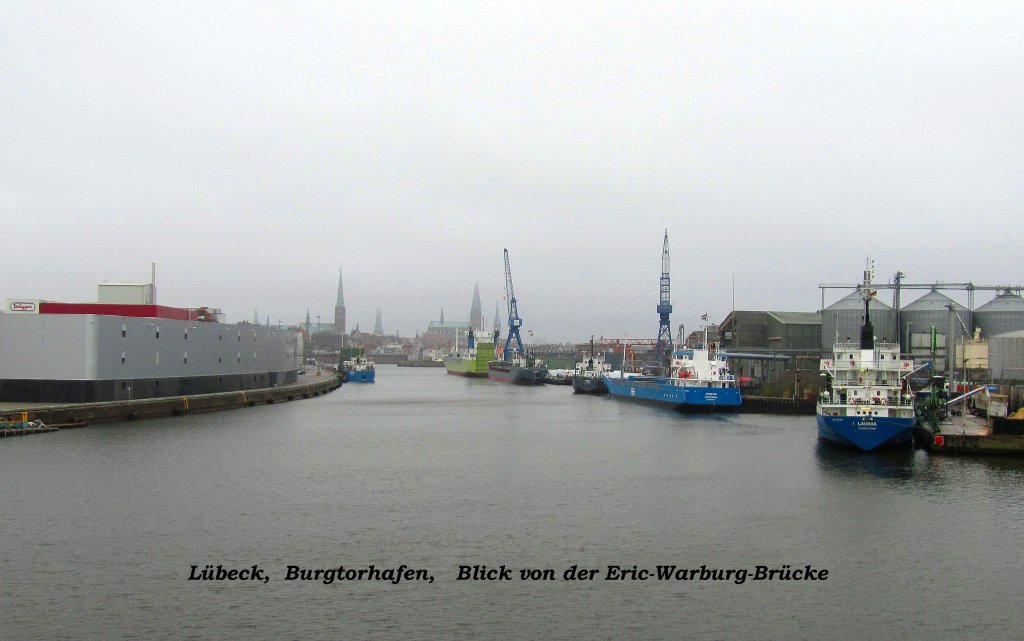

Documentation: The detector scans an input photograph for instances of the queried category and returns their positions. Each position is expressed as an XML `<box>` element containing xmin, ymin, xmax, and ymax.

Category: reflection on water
<box><xmin>813</xmin><ymin>440</ymin><xmax>920</xmax><ymax>481</ymax></box>
<box><xmin>1</xmin><ymin>366</ymin><xmax>1022</xmax><ymax>641</ymax></box>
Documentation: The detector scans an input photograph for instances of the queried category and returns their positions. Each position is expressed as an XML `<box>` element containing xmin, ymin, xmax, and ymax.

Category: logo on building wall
<box><xmin>7</xmin><ymin>301</ymin><xmax>38</xmax><ymax>313</ymax></box>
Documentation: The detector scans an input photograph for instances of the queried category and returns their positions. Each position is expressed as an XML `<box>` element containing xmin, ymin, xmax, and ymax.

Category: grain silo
<box><xmin>899</xmin><ymin>290</ymin><xmax>966</xmax><ymax>373</ymax></box>
<box><xmin>974</xmin><ymin>291</ymin><xmax>1024</xmax><ymax>339</ymax></box>
<box><xmin>821</xmin><ymin>290</ymin><xmax>895</xmax><ymax>351</ymax></box>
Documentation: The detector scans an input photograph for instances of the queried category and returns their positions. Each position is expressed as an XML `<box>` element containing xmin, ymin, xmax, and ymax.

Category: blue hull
<box><xmin>816</xmin><ymin>414</ymin><xmax>914</xmax><ymax>451</ymax></box>
<box><xmin>603</xmin><ymin>376</ymin><xmax>741</xmax><ymax>410</ymax></box>
<box><xmin>345</xmin><ymin>370</ymin><xmax>375</xmax><ymax>383</ymax></box>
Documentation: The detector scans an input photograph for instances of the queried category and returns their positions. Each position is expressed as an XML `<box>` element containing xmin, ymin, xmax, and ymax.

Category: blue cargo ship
<box><xmin>343</xmin><ymin>356</ymin><xmax>376</xmax><ymax>383</ymax></box>
<box><xmin>603</xmin><ymin>335</ymin><xmax>741</xmax><ymax>411</ymax></box>
<box><xmin>816</xmin><ymin>262</ymin><xmax>916</xmax><ymax>451</ymax></box>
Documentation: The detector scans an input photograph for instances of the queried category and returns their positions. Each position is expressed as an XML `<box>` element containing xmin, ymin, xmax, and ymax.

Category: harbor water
<box><xmin>2</xmin><ymin>366</ymin><xmax>1023</xmax><ymax>640</ymax></box>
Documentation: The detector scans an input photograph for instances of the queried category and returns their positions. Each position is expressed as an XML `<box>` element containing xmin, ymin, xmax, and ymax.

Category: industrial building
<box><xmin>0</xmin><ymin>282</ymin><xmax>299</xmax><ymax>403</ymax></box>
<box><xmin>717</xmin><ymin>311</ymin><xmax>822</xmax><ymax>395</ymax></box>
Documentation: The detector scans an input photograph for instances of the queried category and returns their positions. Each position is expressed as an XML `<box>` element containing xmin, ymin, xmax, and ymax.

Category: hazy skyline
<box><xmin>3</xmin><ymin>2</ymin><xmax>1023</xmax><ymax>342</ymax></box>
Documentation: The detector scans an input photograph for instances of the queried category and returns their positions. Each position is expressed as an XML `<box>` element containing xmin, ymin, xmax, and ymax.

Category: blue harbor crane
<box><xmin>655</xmin><ymin>229</ymin><xmax>673</xmax><ymax>364</ymax></box>
<box><xmin>502</xmin><ymin>248</ymin><xmax>525</xmax><ymax>361</ymax></box>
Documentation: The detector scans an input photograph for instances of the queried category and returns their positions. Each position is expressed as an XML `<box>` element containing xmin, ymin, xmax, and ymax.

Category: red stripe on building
<box><xmin>38</xmin><ymin>303</ymin><xmax>198</xmax><ymax>321</ymax></box>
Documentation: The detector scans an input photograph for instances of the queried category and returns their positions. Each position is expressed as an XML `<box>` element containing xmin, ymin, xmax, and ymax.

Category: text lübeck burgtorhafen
<box><xmin>188</xmin><ymin>564</ymin><xmax>435</xmax><ymax>585</ymax></box>
<box><xmin>187</xmin><ymin>563</ymin><xmax>828</xmax><ymax>585</ymax></box>
<box><xmin>458</xmin><ymin>564</ymin><xmax>829</xmax><ymax>584</ymax></box>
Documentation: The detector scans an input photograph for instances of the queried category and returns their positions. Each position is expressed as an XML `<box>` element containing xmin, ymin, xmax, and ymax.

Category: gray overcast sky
<box><xmin>3</xmin><ymin>1</ymin><xmax>1022</xmax><ymax>342</ymax></box>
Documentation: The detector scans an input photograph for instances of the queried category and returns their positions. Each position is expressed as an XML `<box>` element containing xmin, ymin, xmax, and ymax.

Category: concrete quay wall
<box><xmin>10</xmin><ymin>375</ymin><xmax>341</xmax><ymax>427</ymax></box>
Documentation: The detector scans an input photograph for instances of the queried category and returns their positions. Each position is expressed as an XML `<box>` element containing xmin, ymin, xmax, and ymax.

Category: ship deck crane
<box><xmin>502</xmin><ymin>248</ymin><xmax>525</xmax><ymax>361</ymax></box>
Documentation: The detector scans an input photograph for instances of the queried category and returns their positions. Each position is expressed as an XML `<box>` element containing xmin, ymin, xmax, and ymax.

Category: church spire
<box><xmin>471</xmin><ymin>283</ymin><xmax>483</xmax><ymax>330</ymax></box>
<box><xmin>336</xmin><ymin>268</ymin><xmax>345</xmax><ymax>307</ymax></box>
<box><xmin>334</xmin><ymin>267</ymin><xmax>347</xmax><ymax>338</ymax></box>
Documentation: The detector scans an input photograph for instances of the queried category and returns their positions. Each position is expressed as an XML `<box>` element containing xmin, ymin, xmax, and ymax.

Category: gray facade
<box><xmin>719</xmin><ymin>311</ymin><xmax>822</xmax><ymax>352</ymax></box>
<box><xmin>0</xmin><ymin>313</ymin><xmax>299</xmax><ymax>402</ymax></box>
<box><xmin>989</xmin><ymin>330</ymin><xmax>1024</xmax><ymax>382</ymax></box>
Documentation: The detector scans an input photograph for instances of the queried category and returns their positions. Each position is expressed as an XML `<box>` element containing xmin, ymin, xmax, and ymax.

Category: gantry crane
<box><xmin>654</xmin><ymin>230</ymin><xmax>673</xmax><ymax>363</ymax></box>
<box><xmin>502</xmin><ymin>248</ymin><xmax>525</xmax><ymax>360</ymax></box>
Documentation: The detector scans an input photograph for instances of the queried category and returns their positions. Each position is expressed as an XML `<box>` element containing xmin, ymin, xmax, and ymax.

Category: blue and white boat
<box><xmin>603</xmin><ymin>331</ymin><xmax>741</xmax><ymax>411</ymax></box>
<box><xmin>817</xmin><ymin>263</ymin><xmax>916</xmax><ymax>451</ymax></box>
<box><xmin>342</xmin><ymin>356</ymin><xmax>376</xmax><ymax>383</ymax></box>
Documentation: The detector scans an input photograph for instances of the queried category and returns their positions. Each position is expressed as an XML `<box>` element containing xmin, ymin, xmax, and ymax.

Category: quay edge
<box><xmin>739</xmin><ymin>396</ymin><xmax>817</xmax><ymax>415</ymax></box>
<box><xmin>1</xmin><ymin>375</ymin><xmax>342</xmax><ymax>432</ymax></box>
<box><xmin>914</xmin><ymin>422</ymin><xmax>1024</xmax><ymax>456</ymax></box>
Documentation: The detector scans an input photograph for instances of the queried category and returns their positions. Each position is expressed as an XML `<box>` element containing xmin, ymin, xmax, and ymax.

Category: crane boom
<box><xmin>503</xmin><ymin>248</ymin><xmax>525</xmax><ymax>359</ymax></box>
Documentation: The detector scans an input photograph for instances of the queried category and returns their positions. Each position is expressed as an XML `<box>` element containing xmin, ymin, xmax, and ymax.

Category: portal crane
<box><xmin>654</xmin><ymin>230</ymin><xmax>673</xmax><ymax>363</ymax></box>
<box><xmin>502</xmin><ymin>248</ymin><xmax>525</xmax><ymax>360</ymax></box>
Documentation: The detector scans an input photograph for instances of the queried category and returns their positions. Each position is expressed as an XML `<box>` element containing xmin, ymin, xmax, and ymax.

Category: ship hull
<box><xmin>603</xmin><ymin>375</ymin><xmax>741</xmax><ymax>410</ymax></box>
<box><xmin>816</xmin><ymin>412</ymin><xmax>915</xmax><ymax>451</ymax></box>
<box><xmin>444</xmin><ymin>362</ymin><xmax>489</xmax><ymax>377</ymax></box>
<box><xmin>572</xmin><ymin>376</ymin><xmax>608</xmax><ymax>395</ymax></box>
<box><xmin>345</xmin><ymin>370</ymin><xmax>375</xmax><ymax>383</ymax></box>
<box><xmin>444</xmin><ymin>343</ymin><xmax>495</xmax><ymax>377</ymax></box>
<box><xmin>488</xmin><ymin>362</ymin><xmax>547</xmax><ymax>385</ymax></box>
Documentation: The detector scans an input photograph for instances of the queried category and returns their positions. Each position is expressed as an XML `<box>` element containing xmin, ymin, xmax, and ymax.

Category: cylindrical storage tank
<box><xmin>821</xmin><ymin>290</ymin><xmax>895</xmax><ymax>350</ymax></box>
<box><xmin>974</xmin><ymin>291</ymin><xmax>1024</xmax><ymax>339</ymax></box>
<box><xmin>989</xmin><ymin>330</ymin><xmax>1024</xmax><ymax>382</ymax></box>
<box><xmin>900</xmin><ymin>290</ymin><xmax>966</xmax><ymax>373</ymax></box>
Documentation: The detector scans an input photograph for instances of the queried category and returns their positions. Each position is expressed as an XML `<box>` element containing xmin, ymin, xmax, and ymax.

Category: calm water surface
<box><xmin>2</xmin><ymin>367</ymin><xmax>1022</xmax><ymax>640</ymax></box>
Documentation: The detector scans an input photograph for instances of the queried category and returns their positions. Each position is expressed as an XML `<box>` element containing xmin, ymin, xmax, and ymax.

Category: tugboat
<box><xmin>487</xmin><ymin>249</ymin><xmax>547</xmax><ymax>385</ymax></box>
<box><xmin>572</xmin><ymin>338</ymin><xmax>611</xmax><ymax>394</ymax></box>
<box><xmin>342</xmin><ymin>355</ymin><xmax>376</xmax><ymax>383</ymax></box>
<box><xmin>816</xmin><ymin>260</ymin><xmax>916</xmax><ymax>450</ymax></box>
<box><xmin>603</xmin><ymin>327</ymin><xmax>741</xmax><ymax>410</ymax></box>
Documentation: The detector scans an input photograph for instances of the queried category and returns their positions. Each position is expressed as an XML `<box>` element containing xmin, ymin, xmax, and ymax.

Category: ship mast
<box><xmin>860</xmin><ymin>257</ymin><xmax>876</xmax><ymax>350</ymax></box>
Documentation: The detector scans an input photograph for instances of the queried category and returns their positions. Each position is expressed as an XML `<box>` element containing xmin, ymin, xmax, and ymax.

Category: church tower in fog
<box><xmin>334</xmin><ymin>268</ymin><xmax>346</xmax><ymax>339</ymax></box>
